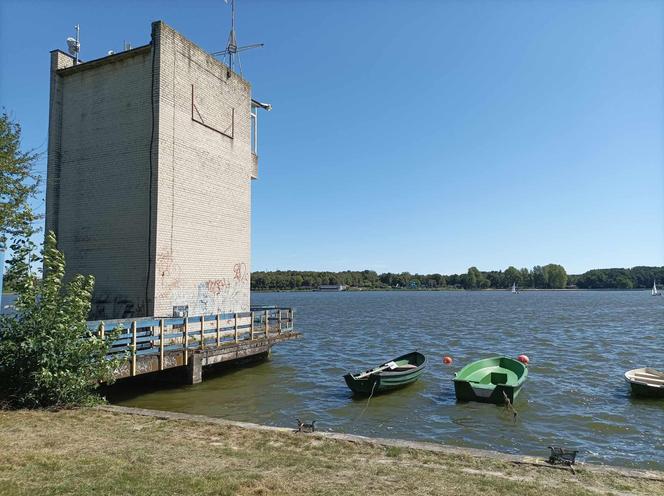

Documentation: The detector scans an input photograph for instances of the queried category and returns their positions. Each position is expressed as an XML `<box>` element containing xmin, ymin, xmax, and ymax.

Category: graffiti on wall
<box><xmin>233</xmin><ymin>262</ymin><xmax>248</xmax><ymax>283</ymax></box>
<box><xmin>153</xmin><ymin>249</ymin><xmax>199</xmax><ymax>316</ymax></box>
<box><xmin>205</xmin><ymin>278</ymin><xmax>229</xmax><ymax>295</ymax></box>
<box><xmin>91</xmin><ymin>295</ymin><xmax>146</xmax><ymax>320</ymax></box>
<box><xmin>192</xmin><ymin>262</ymin><xmax>249</xmax><ymax>314</ymax></box>
<box><xmin>156</xmin><ymin>248</ymin><xmax>249</xmax><ymax>315</ymax></box>
<box><xmin>196</xmin><ymin>272</ymin><xmax>245</xmax><ymax>315</ymax></box>
<box><xmin>86</xmin><ymin>253</ymin><xmax>250</xmax><ymax>319</ymax></box>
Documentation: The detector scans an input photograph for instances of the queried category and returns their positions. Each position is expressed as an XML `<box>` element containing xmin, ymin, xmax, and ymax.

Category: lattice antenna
<box><xmin>211</xmin><ymin>0</ymin><xmax>263</xmax><ymax>75</ymax></box>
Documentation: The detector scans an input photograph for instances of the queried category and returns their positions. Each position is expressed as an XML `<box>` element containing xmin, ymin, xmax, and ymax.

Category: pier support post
<box><xmin>187</xmin><ymin>353</ymin><xmax>203</xmax><ymax>385</ymax></box>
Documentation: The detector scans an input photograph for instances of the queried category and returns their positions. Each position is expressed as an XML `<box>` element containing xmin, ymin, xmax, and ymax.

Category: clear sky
<box><xmin>1</xmin><ymin>0</ymin><xmax>662</xmax><ymax>275</ymax></box>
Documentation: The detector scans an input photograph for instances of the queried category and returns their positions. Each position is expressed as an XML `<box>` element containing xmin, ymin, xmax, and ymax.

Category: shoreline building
<box><xmin>318</xmin><ymin>284</ymin><xmax>347</xmax><ymax>292</ymax></box>
<box><xmin>46</xmin><ymin>21</ymin><xmax>270</xmax><ymax>319</ymax></box>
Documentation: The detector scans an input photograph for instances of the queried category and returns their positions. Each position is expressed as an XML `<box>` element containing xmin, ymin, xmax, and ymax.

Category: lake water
<box><xmin>112</xmin><ymin>291</ymin><xmax>664</xmax><ymax>469</ymax></box>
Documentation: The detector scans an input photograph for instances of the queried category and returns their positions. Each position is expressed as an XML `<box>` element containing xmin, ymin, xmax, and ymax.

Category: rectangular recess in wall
<box><xmin>191</xmin><ymin>84</ymin><xmax>234</xmax><ymax>139</ymax></box>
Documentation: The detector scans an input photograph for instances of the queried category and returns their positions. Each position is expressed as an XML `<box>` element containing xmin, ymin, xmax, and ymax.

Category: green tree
<box><xmin>3</xmin><ymin>234</ymin><xmax>40</xmax><ymax>293</ymax></box>
<box><xmin>0</xmin><ymin>231</ymin><xmax>122</xmax><ymax>408</ymax></box>
<box><xmin>465</xmin><ymin>267</ymin><xmax>481</xmax><ymax>289</ymax></box>
<box><xmin>0</xmin><ymin>112</ymin><xmax>40</xmax><ymax>240</ymax></box>
<box><xmin>532</xmin><ymin>265</ymin><xmax>545</xmax><ymax>288</ymax></box>
<box><xmin>614</xmin><ymin>274</ymin><xmax>633</xmax><ymax>289</ymax></box>
<box><xmin>504</xmin><ymin>266</ymin><xmax>521</xmax><ymax>288</ymax></box>
<box><xmin>446</xmin><ymin>273</ymin><xmax>459</xmax><ymax>287</ymax></box>
<box><xmin>543</xmin><ymin>263</ymin><xmax>567</xmax><ymax>289</ymax></box>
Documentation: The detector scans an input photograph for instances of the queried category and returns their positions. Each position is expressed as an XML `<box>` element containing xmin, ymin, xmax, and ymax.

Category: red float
<box><xmin>443</xmin><ymin>356</ymin><xmax>453</xmax><ymax>365</ymax></box>
<box><xmin>517</xmin><ymin>354</ymin><xmax>530</xmax><ymax>365</ymax></box>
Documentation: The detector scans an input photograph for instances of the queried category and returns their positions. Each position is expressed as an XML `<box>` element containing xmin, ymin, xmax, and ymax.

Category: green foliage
<box><xmin>0</xmin><ymin>231</ymin><xmax>121</xmax><ymax>409</ymax></box>
<box><xmin>542</xmin><ymin>264</ymin><xmax>567</xmax><ymax>289</ymax></box>
<box><xmin>531</xmin><ymin>265</ymin><xmax>546</xmax><ymax>288</ymax></box>
<box><xmin>519</xmin><ymin>267</ymin><xmax>531</xmax><ymax>288</ymax></box>
<box><xmin>465</xmin><ymin>267</ymin><xmax>478</xmax><ymax>289</ymax></box>
<box><xmin>0</xmin><ymin>111</ymin><xmax>40</xmax><ymax>241</ymax></box>
<box><xmin>3</xmin><ymin>232</ymin><xmax>40</xmax><ymax>299</ymax></box>
<box><xmin>504</xmin><ymin>266</ymin><xmax>521</xmax><ymax>286</ymax></box>
<box><xmin>253</xmin><ymin>270</ymin><xmax>386</xmax><ymax>290</ymax></box>
<box><xmin>251</xmin><ymin>265</ymin><xmax>664</xmax><ymax>291</ymax></box>
<box><xmin>574</xmin><ymin>266</ymin><xmax>664</xmax><ymax>289</ymax></box>
<box><xmin>463</xmin><ymin>266</ymin><xmax>491</xmax><ymax>289</ymax></box>
<box><xmin>2</xmin><ymin>262</ymin><xmax>40</xmax><ymax>293</ymax></box>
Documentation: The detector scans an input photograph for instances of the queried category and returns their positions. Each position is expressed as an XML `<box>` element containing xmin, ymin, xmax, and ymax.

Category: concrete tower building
<box><xmin>46</xmin><ymin>21</ymin><xmax>268</xmax><ymax>319</ymax></box>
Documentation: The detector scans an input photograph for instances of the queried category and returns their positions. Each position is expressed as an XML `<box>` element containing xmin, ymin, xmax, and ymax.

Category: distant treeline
<box><xmin>251</xmin><ymin>265</ymin><xmax>664</xmax><ymax>291</ymax></box>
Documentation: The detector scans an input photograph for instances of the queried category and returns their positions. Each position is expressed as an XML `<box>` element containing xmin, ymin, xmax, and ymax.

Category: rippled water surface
<box><xmin>113</xmin><ymin>291</ymin><xmax>664</xmax><ymax>469</ymax></box>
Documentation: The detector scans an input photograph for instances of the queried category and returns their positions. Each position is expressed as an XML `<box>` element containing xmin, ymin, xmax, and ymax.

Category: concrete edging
<box><xmin>98</xmin><ymin>405</ymin><xmax>664</xmax><ymax>482</ymax></box>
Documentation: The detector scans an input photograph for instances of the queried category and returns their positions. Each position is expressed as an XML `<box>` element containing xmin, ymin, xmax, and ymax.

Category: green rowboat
<box><xmin>344</xmin><ymin>351</ymin><xmax>426</xmax><ymax>396</ymax></box>
<box><xmin>453</xmin><ymin>356</ymin><xmax>528</xmax><ymax>404</ymax></box>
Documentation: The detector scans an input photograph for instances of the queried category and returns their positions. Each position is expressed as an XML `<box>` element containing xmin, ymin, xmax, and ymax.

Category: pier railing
<box><xmin>87</xmin><ymin>307</ymin><xmax>294</xmax><ymax>377</ymax></box>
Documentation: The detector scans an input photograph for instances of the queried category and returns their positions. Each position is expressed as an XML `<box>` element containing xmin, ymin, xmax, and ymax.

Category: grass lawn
<box><xmin>0</xmin><ymin>407</ymin><xmax>662</xmax><ymax>496</ymax></box>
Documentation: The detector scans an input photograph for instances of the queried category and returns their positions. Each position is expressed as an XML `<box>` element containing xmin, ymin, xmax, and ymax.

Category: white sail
<box><xmin>653</xmin><ymin>280</ymin><xmax>659</xmax><ymax>296</ymax></box>
<box><xmin>511</xmin><ymin>282</ymin><xmax>517</xmax><ymax>294</ymax></box>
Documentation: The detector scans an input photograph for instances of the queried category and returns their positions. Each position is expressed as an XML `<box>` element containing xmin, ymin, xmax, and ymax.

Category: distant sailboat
<box><xmin>652</xmin><ymin>280</ymin><xmax>660</xmax><ymax>296</ymax></box>
<box><xmin>511</xmin><ymin>282</ymin><xmax>518</xmax><ymax>294</ymax></box>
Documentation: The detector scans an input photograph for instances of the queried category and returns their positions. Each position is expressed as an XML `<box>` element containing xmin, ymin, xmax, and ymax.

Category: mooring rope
<box><xmin>355</xmin><ymin>380</ymin><xmax>378</xmax><ymax>422</ymax></box>
<box><xmin>502</xmin><ymin>391</ymin><xmax>518</xmax><ymax>423</ymax></box>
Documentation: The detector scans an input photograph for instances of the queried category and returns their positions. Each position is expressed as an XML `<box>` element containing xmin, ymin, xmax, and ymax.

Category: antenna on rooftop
<box><xmin>211</xmin><ymin>0</ymin><xmax>263</xmax><ymax>76</ymax></box>
<box><xmin>66</xmin><ymin>24</ymin><xmax>80</xmax><ymax>64</ymax></box>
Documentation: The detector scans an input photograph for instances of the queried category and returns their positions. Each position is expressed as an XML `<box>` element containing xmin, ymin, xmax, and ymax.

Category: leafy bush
<box><xmin>0</xmin><ymin>231</ymin><xmax>122</xmax><ymax>408</ymax></box>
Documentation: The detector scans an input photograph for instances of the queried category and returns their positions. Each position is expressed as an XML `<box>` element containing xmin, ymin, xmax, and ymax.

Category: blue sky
<box><xmin>1</xmin><ymin>0</ymin><xmax>662</xmax><ymax>275</ymax></box>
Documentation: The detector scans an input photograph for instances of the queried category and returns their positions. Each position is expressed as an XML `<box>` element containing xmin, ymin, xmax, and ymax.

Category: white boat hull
<box><xmin>625</xmin><ymin>368</ymin><xmax>664</xmax><ymax>398</ymax></box>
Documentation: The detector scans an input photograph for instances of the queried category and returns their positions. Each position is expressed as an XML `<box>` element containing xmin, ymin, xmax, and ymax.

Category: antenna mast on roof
<box><xmin>211</xmin><ymin>0</ymin><xmax>263</xmax><ymax>76</ymax></box>
<box><xmin>66</xmin><ymin>24</ymin><xmax>80</xmax><ymax>64</ymax></box>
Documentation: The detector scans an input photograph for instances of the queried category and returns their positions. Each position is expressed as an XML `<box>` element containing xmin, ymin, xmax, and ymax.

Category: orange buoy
<box><xmin>443</xmin><ymin>356</ymin><xmax>453</xmax><ymax>365</ymax></box>
<box><xmin>517</xmin><ymin>354</ymin><xmax>529</xmax><ymax>365</ymax></box>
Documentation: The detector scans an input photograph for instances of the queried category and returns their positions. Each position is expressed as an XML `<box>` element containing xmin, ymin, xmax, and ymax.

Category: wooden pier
<box><xmin>88</xmin><ymin>307</ymin><xmax>299</xmax><ymax>384</ymax></box>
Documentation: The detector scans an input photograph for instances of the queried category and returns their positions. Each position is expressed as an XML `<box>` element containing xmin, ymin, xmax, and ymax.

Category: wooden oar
<box><xmin>355</xmin><ymin>361</ymin><xmax>398</xmax><ymax>379</ymax></box>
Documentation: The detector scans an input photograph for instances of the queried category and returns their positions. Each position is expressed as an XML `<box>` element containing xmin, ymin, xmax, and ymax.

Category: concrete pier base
<box><xmin>187</xmin><ymin>353</ymin><xmax>203</xmax><ymax>385</ymax></box>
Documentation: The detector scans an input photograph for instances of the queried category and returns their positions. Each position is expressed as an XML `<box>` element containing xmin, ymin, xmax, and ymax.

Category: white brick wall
<box><xmin>152</xmin><ymin>22</ymin><xmax>252</xmax><ymax>317</ymax></box>
<box><xmin>47</xmin><ymin>47</ymin><xmax>154</xmax><ymax>319</ymax></box>
<box><xmin>46</xmin><ymin>21</ymin><xmax>255</xmax><ymax>319</ymax></box>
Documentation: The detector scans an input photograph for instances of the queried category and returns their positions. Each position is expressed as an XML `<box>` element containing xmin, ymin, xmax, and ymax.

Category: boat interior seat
<box><xmin>476</xmin><ymin>372</ymin><xmax>509</xmax><ymax>385</ymax></box>
<box><xmin>634</xmin><ymin>380</ymin><xmax>664</xmax><ymax>387</ymax></box>
<box><xmin>633</xmin><ymin>373</ymin><xmax>664</xmax><ymax>385</ymax></box>
<box><xmin>489</xmin><ymin>372</ymin><xmax>508</xmax><ymax>385</ymax></box>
